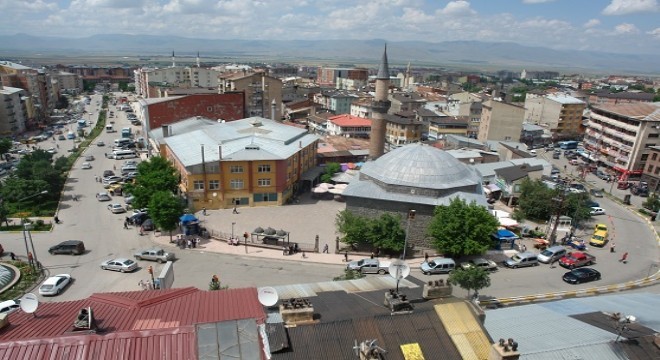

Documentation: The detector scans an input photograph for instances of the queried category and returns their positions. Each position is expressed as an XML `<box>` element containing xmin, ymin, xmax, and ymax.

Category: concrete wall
<box><xmin>146</xmin><ymin>93</ymin><xmax>244</xmax><ymax>129</ymax></box>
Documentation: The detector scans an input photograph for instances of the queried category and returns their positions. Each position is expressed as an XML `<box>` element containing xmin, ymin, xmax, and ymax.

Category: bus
<box><xmin>559</xmin><ymin>141</ymin><xmax>578</xmax><ymax>150</ymax></box>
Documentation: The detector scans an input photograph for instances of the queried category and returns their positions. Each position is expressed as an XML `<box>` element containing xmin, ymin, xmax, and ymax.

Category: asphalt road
<box><xmin>1</xmin><ymin>97</ymin><xmax>657</xmax><ymax>303</ymax></box>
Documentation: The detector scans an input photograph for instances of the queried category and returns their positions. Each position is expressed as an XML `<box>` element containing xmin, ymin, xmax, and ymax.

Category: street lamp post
<box><xmin>231</xmin><ymin>222</ymin><xmax>235</xmax><ymax>242</ymax></box>
<box><xmin>549</xmin><ymin>185</ymin><xmax>566</xmax><ymax>246</ymax></box>
<box><xmin>402</xmin><ymin>210</ymin><xmax>416</xmax><ymax>260</ymax></box>
<box><xmin>17</xmin><ymin>190</ymin><xmax>48</xmax><ymax>270</ymax></box>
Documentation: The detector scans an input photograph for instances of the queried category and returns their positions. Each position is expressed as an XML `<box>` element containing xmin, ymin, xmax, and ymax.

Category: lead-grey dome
<box><xmin>360</xmin><ymin>143</ymin><xmax>480</xmax><ymax>190</ymax></box>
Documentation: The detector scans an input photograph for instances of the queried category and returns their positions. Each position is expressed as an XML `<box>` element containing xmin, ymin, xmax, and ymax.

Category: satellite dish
<box><xmin>20</xmin><ymin>293</ymin><xmax>39</xmax><ymax>314</ymax></box>
<box><xmin>388</xmin><ymin>260</ymin><xmax>411</xmax><ymax>280</ymax></box>
<box><xmin>258</xmin><ymin>287</ymin><xmax>279</xmax><ymax>307</ymax></box>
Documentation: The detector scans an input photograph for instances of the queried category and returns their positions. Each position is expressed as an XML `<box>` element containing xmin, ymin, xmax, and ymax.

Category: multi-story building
<box><xmin>50</xmin><ymin>71</ymin><xmax>83</xmax><ymax>95</ymax></box>
<box><xmin>134</xmin><ymin>66</ymin><xmax>223</xmax><ymax>98</ymax></box>
<box><xmin>219</xmin><ymin>71</ymin><xmax>283</xmax><ymax>120</ymax></box>
<box><xmin>63</xmin><ymin>65</ymin><xmax>134</xmax><ymax>85</ymax></box>
<box><xmin>350</xmin><ymin>97</ymin><xmax>373</xmax><ymax>118</ymax></box>
<box><xmin>583</xmin><ymin>103</ymin><xmax>660</xmax><ymax>181</ymax></box>
<box><xmin>316</xmin><ymin>67</ymin><xmax>368</xmax><ymax>87</ymax></box>
<box><xmin>388</xmin><ymin>92</ymin><xmax>427</xmax><ymax>114</ymax></box>
<box><xmin>384</xmin><ymin>113</ymin><xmax>424</xmax><ymax>147</ymax></box>
<box><xmin>325</xmin><ymin>114</ymin><xmax>371</xmax><ymax>138</ymax></box>
<box><xmin>427</xmin><ymin>115</ymin><xmax>469</xmax><ymax>140</ymax></box>
<box><xmin>478</xmin><ymin>100</ymin><xmax>526</xmax><ymax>142</ymax></box>
<box><xmin>642</xmin><ymin>146</ymin><xmax>660</xmax><ymax>192</ymax></box>
<box><xmin>0</xmin><ymin>84</ymin><xmax>28</xmax><ymax>136</ymax></box>
<box><xmin>524</xmin><ymin>94</ymin><xmax>586</xmax><ymax>139</ymax></box>
<box><xmin>0</xmin><ymin>61</ymin><xmax>55</xmax><ymax>124</ymax></box>
<box><xmin>313</xmin><ymin>90</ymin><xmax>362</xmax><ymax>115</ymax></box>
<box><xmin>588</xmin><ymin>91</ymin><xmax>656</xmax><ymax>106</ymax></box>
<box><xmin>154</xmin><ymin>117</ymin><xmax>319</xmax><ymax>210</ymax></box>
<box><xmin>450</xmin><ymin>92</ymin><xmax>485</xmax><ymax>138</ymax></box>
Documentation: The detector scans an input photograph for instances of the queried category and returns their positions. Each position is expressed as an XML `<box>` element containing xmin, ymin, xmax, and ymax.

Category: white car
<box><xmin>107</xmin><ymin>203</ymin><xmax>126</xmax><ymax>214</ymax></box>
<box><xmin>97</xmin><ymin>141</ymin><xmax>105</xmax><ymax>147</ymax></box>
<box><xmin>81</xmin><ymin>162</ymin><xmax>92</xmax><ymax>169</ymax></box>
<box><xmin>96</xmin><ymin>192</ymin><xmax>111</xmax><ymax>201</ymax></box>
<box><xmin>590</xmin><ymin>207</ymin><xmax>606</xmax><ymax>216</ymax></box>
<box><xmin>0</xmin><ymin>300</ymin><xmax>20</xmax><ymax>315</ymax></box>
<box><xmin>38</xmin><ymin>274</ymin><xmax>72</xmax><ymax>296</ymax></box>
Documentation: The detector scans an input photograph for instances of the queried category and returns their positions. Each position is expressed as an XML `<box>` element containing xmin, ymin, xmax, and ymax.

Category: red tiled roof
<box><xmin>328</xmin><ymin>114</ymin><xmax>371</xmax><ymax>127</ymax></box>
<box><xmin>0</xmin><ymin>287</ymin><xmax>265</xmax><ymax>341</ymax></box>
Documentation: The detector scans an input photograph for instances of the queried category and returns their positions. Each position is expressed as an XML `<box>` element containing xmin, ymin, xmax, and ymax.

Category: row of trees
<box><xmin>514</xmin><ymin>178</ymin><xmax>593</xmax><ymax>224</ymax></box>
<box><xmin>336</xmin><ymin>198</ymin><xmax>500</xmax><ymax>258</ymax></box>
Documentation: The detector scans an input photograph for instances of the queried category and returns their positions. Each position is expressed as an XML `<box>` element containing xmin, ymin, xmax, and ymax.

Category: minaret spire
<box><xmin>368</xmin><ymin>44</ymin><xmax>392</xmax><ymax>160</ymax></box>
<box><xmin>172</xmin><ymin>51</ymin><xmax>176</xmax><ymax>67</ymax></box>
<box><xmin>196</xmin><ymin>51</ymin><xmax>200</xmax><ymax>68</ymax></box>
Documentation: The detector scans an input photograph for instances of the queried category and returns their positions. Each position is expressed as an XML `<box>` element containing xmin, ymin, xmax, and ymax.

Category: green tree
<box><xmin>427</xmin><ymin>197</ymin><xmax>500</xmax><ymax>257</ymax></box>
<box><xmin>517</xmin><ymin>179</ymin><xmax>555</xmax><ymax>220</ymax></box>
<box><xmin>368</xmin><ymin>213</ymin><xmax>406</xmax><ymax>252</ymax></box>
<box><xmin>643</xmin><ymin>193</ymin><xmax>660</xmax><ymax>212</ymax></box>
<box><xmin>448</xmin><ymin>267</ymin><xmax>491</xmax><ymax>298</ymax></box>
<box><xmin>148</xmin><ymin>191</ymin><xmax>184</xmax><ymax>242</ymax></box>
<box><xmin>333</xmin><ymin>269</ymin><xmax>365</xmax><ymax>281</ymax></box>
<box><xmin>321</xmin><ymin>162</ymin><xmax>341</xmax><ymax>183</ymax></box>
<box><xmin>0</xmin><ymin>138</ymin><xmax>12</xmax><ymax>160</ymax></box>
<box><xmin>126</xmin><ymin>156</ymin><xmax>179</xmax><ymax>209</ymax></box>
<box><xmin>335</xmin><ymin>210</ymin><xmax>370</xmax><ymax>247</ymax></box>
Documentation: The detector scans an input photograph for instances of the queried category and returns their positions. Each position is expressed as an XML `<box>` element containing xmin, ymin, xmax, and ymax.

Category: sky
<box><xmin>0</xmin><ymin>0</ymin><xmax>658</xmax><ymax>55</ymax></box>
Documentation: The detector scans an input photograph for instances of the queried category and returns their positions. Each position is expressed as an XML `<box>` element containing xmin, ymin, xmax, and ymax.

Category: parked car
<box><xmin>559</xmin><ymin>251</ymin><xmax>596</xmax><ymax>269</ymax></box>
<box><xmin>97</xmin><ymin>141</ymin><xmax>105</xmax><ymax>147</ymax></box>
<box><xmin>140</xmin><ymin>218</ymin><xmax>155</xmax><ymax>231</ymax></box>
<box><xmin>460</xmin><ymin>258</ymin><xmax>498</xmax><ymax>271</ymax></box>
<box><xmin>562</xmin><ymin>268</ymin><xmax>601</xmax><ymax>284</ymax></box>
<box><xmin>58</xmin><ymin>135</ymin><xmax>66</xmax><ymax>140</ymax></box>
<box><xmin>81</xmin><ymin>162</ymin><xmax>92</xmax><ymax>170</ymax></box>
<box><xmin>100</xmin><ymin>258</ymin><xmax>137</xmax><ymax>273</ymax></box>
<box><xmin>134</xmin><ymin>247</ymin><xmax>175</xmax><ymax>263</ymax></box>
<box><xmin>48</xmin><ymin>240</ymin><xmax>85</xmax><ymax>255</ymax></box>
<box><xmin>102</xmin><ymin>176</ymin><xmax>123</xmax><ymax>185</ymax></box>
<box><xmin>107</xmin><ymin>184</ymin><xmax>123</xmax><ymax>196</ymax></box>
<box><xmin>124</xmin><ymin>194</ymin><xmax>134</xmax><ymax>204</ymax></box>
<box><xmin>589</xmin><ymin>189</ymin><xmax>604</xmax><ymax>198</ymax></box>
<box><xmin>420</xmin><ymin>257</ymin><xmax>456</xmax><ymax>274</ymax></box>
<box><xmin>346</xmin><ymin>258</ymin><xmax>391</xmax><ymax>274</ymax></box>
<box><xmin>38</xmin><ymin>274</ymin><xmax>72</xmax><ymax>296</ymax></box>
<box><xmin>503</xmin><ymin>252</ymin><xmax>539</xmax><ymax>268</ymax></box>
<box><xmin>85</xmin><ymin>155</ymin><xmax>95</xmax><ymax>161</ymax></box>
<box><xmin>102</xmin><ymin>170</ymin><xmax>115</xmax><ymax>178</ymax></box>
<box><xmin>0</xmin><ymin>300</ymin><xmax>20</xmax><ymax>315</ymax></box>
<box><xmin>96</xmin><ymin>192</ymin><xmax>111</xmax><ymax>201</ymax></box>
<box><xmin>590</xmin><ymin>207</ymin><xmax>606</xmax><ymax>216</ymax></box>
<box><xmin>107</xmin><ymin>203</ymin><xmax>126</xmax><ymax>214</ymax></box>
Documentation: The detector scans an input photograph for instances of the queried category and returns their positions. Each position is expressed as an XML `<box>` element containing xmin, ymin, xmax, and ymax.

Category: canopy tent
<box><xmin>498</xmin><ymin>217</ymin><xmax>519</xmax><ymax>227</ymax></box>
<box><xmin>180</xmin><ymin>214</ymin><xmax>198</xmax><ymax>224</ymax></box>
<box><xmin>491</xmin><ymin>229</ymin><xmax>520</xmax><ymax>250</ymax></box>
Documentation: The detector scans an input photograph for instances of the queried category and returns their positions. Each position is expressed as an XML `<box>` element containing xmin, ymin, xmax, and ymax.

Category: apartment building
<box><xmin>50</xmin><ymin>71</ymin><xmax>83</xmax><ymax>94</ymax></box>
<box><xmin>642</xmin><ymin>146</ymin><xmax>660</xmax><ymax>192</ymax></box>
<box><xmin>427</xmin><ymin>115</ymin><xmax>469</xmax><ymax>140</ymax></box>
<box><xmin>450</xmin><ymin>91</ymin><xmax>485</xmax><ymax>138</ymax></box>
<box><xmin>384</xmin><ymin>113</ymin><xmax>424</xmax><ymax>147</ymax></box>
<box><xmin>350</xmin><ymin>97</ymin><xmax>373</xmax><ymax>118</ymax></box>
<box><xmin>388</xmin><ymin>92</ymin><xmax>427</xmax><ymax>114</ymax></box>
<box><xmin>219</xmin><ymin>71</ymin><xmax>283</xmax><ymax>120</ymax></box>
<box><xmin>325</xmin><ymin>114</ymin><xmax>371</xmax><ymax>138</ymax></box>
<box><xmin>0</xmin><ymin>61</ymin><xmax>55</xmax><ymax>123</ymax></box>
<box><xmin>588</xmin><ymin>91</ymin><xmax>656</xmax><ymax>106</ymax></box>
<box><xmin>524</xmin><ymin>94</ymin><xmax>586</xmax><ymax>139</ymax></box>
<box><xmin>477</xmin><ymin>100</ymin><xmax>526</xmax><ymax>142</ymax></box>
<box><xmin>0</xmin><ymin>84</ymin><xmax>28</xmax><ymax>136</ymax></box>
<box><xmin>155</xmin><ymin>117</ymin><xmax>319</xmax><ymax>210</ymax></box>
<box><xmin>64</xmin><ymin>65</ymin><xmax>133</xmax><ymax>84</ymax></box>
<box><xmin>316</xmin><ymin>67</ymin><xmax>368</xmax><ymax>87</ymax></box>
<box><xmin>583</xmin><ymin>103</ymin><xmax>660</xmax><ymax>180</ymax></box>
<box><xmin>134</xmin><ymin>66</ymin><xmax>223</xmax><ymax>98</ymax></box>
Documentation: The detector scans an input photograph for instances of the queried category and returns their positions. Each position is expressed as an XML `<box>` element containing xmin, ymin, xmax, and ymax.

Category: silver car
<box><xmin>100</xmin><ymin>258</ymin><xmax>137</xmax><ymax>273</ymax></box>
<box><xmin>134</xmin><ymin>248</ymin><xmax>175</xmax><ymax>263</ymax></box>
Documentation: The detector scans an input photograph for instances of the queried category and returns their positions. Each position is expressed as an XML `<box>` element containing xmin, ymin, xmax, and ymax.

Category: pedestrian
<box><xmin>302</xmin><ymin>251</ymin><xmax>307</xmax><ymax>259</ymax></box>
<box><xmin>187</xmin><ymin>239</ymin><xmax>192</xmax><ymax>249</ymax></box>
<box><xmin>54</xmin><ymin>215</ymin><xmax>60</xmax><ymax>224</ymax></box>
<box><xmin>283</xmin><ymin>246</ymin><xmax>288</xmax><ymax>256</ymax></box>
<box><xmin>424</xmin><ymin>252</ymin><xmax>429</xmax><ymax>263</ymax></box>
<box><xmin>123</xmin><ymin>220</ymin><xmax>128</xmax><ymax>229</ymax></box>
<box><xmin>344</xmin><ymin>251</ymin><xmax>348</xmax><ymax>262</ymax></box>
<box><xmin>113</xmin><ymin>164</ymin><xmax>116</xmax><ymax>170</ymax></box>
<box><xmin>610</xmin><ymin>242</ymin><xmax>616</xmax><ymax>253</ymax></box>
<box><xmin>620</xmin><ymin>252</ymin><xmax>628</xmax><ymax>263</ymax></box>
<box><xmin>370</xmin><ymin>252</ymin><xmax>374</xmax><ymax>259</ymax></box>
<box><xmin>27</xmin><ymin>252</ymin><xmax>34</xmax><ymax>267</ymax></box>
<box><xmin>95</xmin><ymin>175</ymin><xmax>98</xmax><ymax>182</ymax></box>
<box><xmin>232</xmin><ymin>206</ymin><xmax>238</xmax><ymax>214</ymax></box>
<box><xmin>9</xmin><ymin>252</ymin><xmax>16</xmax><ymax>261</ymax></box>
<box><xmin>202</xmin><ymin>207</ymin><xmax>207</xmax><ymax>216</ymax></box>
<box><xmin>193</xmin><ymin>238</ymin><xmax>198</xmax><ymax>248</ymax></box>
<box><xmin>550</xmin><ymin>257</ymin><xmax>559</xmax><ymax>268</ymax></box>
<box><xmin>323</xmin><ymin>244</ymin><xmax>329</xmax><ymax>254</ymax></box>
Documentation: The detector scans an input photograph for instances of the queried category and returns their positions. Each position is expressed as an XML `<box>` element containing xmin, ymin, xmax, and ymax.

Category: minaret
<box><xmin>405</xmin><ymin>61</ymin><xmax>411</xmax><ymax>88</ymax></box>
<box><xmin>368</xmin><ymin>45</ymin><xmax>391</xmax><ymax>160</ymax></box>
<box><xmin>172</xmin><ymin>51</ymin><xmax>176</xmax><ymax>67</ymax></box>
<box><xmin>196</xmin><ymin>51</ymin><xmax>200</xmax><ymax>68</ymax></box>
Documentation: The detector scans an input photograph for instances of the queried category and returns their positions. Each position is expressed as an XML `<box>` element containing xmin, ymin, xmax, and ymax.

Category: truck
<box><xmin>346</xmin><ymin>258</ymin><xmax>391</xmax><ymax>274</ymax></box>
<box><xmin>558</xmin><ymin>251</ymin><xmax>595</xmax><ymax>269</ymax></box>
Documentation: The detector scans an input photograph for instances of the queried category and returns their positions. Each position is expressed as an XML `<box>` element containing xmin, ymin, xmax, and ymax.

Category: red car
<box><xmin>559</xmin><ymin>251</ymin><xmax>596</xmax><ymax>269</ymax></box>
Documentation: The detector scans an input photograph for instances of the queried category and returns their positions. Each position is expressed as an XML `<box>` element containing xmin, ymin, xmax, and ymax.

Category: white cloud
<box><xmin>614</xmin><ymin>23</ymin><xmax>640</xmax><ymax>34</ymax></box>
<box><xmin>522</xmin><ymin>0</ymin><xmax>556</xmax><ymax>3</ymax></box>
<box><xmin>602</xmin><ymin>0</ymin><xmax>659</xmax><ymax>15</ymax></box>
<box><xmin>583</xmin><ymin>19</ymin><xmax>601</xmax><ymax>28</ymax></box>
<box><xmin>437</xmin><ymin>1</ymin><xmax>476</xmax><ymax>16</ymax></box>
<box><xmin>647</xmin><ymin>27</ymin><xmax>660</xmax><ymax>38</ymax></box>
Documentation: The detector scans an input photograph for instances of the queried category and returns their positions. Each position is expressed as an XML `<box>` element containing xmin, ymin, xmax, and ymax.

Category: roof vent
<box><xmin>72</xmin><ymin>307</ymin><xmax>96</xmax><ymax>332</ymax></box>
<box><xmin>250</xmin><ymin>119</ymin><xmax>263</xmax><ymax>127</ymax></box>
<box><xmin>245</xmin><ymin>145</ymin><xmax>260</xmax><ymax>150</ymax></box>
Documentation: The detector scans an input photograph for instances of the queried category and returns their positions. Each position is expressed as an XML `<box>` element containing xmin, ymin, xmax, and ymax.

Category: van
<box><xmin>589</xmin><ymin>230</ymin><xmax>609</xmax><ymax>247</ymax></box>
<box><xmin>537</xmin><ymin>246</ymin><xmax>567</xmax><ymax>264</ymax></box>
<box><xmin>48</xmin><ymin>240</ymin><xmax>85</xmax><ymax>255</ymax></box>
<box><xmin>504</xmin><ymin>252</ymin><xmax>539</xmax><ymax>268</ymax></box>
<box><xmin>113</xmin><ymin>150</ymin><xmax>137</xmax><ymax>160</ymax></box>
<box><xmin>105</xmin><ymin>124</ymin><xmax>115</xmax><ymax>133</ymax></box>
<box><xmin>121</xmin><ymin>165</ymin><xmax>137</xmax><ymax>174</ymax></box>
<box><xmin>114</xmin><ymin>138</ymin><xmax>131</xmax><ymax>147</ymax></box>
<box><xmin>420</xmin><ymin>257</ymin><xmax>456</xmax><ymax>275</ymax></box>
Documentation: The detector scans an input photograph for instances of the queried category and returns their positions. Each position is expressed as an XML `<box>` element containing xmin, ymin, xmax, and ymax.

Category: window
<box><xmin>254</xmin><ymin>193</ymin><xmax>277</xmax><ymax>202</ymax></box>
<box><xmin>258</xmin><ymin>178</ymin><xmax>271</xmax><ymax>187</ymax></box>
<box><xmin>258</xmin><ymin>164</ymin><xmax>271</xmax><ymax>173</ymax></box>
<box><xmin>207</xmin><ymin>164</ymin><xmax>220</xmax><ymax>173</ymax></box>
<box><xmin>193</xmin><ymin>180</ymin><xmax>204</xmax><ymax>190</ymax></box>
<box><xmin>641</xmin><ymin>154</ymin><xmax>649</xmax><ymax>161</ymax></box>
<box><xmin>653</xmin><ymin>153</ymin><xmax>658</xmax><ymax>161</ymax></box>
<box><xmin>230</xmin><ymin>179</ymin><xmax>244</xmax><ymax>189</ymax></box>
<box><xmin>209</xmin><ymin>180</ymin><xmax>220</xmax><ymax>190</ymax></box>
<box><xmin>230</xmin><ymin>165</ymin><xmax>244</xmax><ymax>173</ymax></box>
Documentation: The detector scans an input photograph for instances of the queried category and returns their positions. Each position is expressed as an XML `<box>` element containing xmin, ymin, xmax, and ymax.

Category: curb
<box><xmin>481</xmin><ymin>270</ymin><xmax>660</xmax><ymax>307</ymax></box>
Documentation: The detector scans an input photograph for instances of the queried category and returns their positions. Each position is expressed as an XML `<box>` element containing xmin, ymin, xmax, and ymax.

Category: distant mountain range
<box><xmin>0</xmin><ymin>33</ymin><xmax>657</xmax><ymax>74</ymax></box>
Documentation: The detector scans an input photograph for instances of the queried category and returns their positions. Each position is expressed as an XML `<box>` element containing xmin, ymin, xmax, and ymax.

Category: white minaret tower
<box><xmin>196</xmin><ymin>51</ymin><xmax>200</xmax><ymax>68</ymax></box>
<box><xmin>368</xmin><ymin>45</ymin><xmax>391</xmax><ymax>160</ymax></box>
<box><xmin>171</xmin><ymin>51</ymin><xmax>176</xmax><ymax>67</ymax></box>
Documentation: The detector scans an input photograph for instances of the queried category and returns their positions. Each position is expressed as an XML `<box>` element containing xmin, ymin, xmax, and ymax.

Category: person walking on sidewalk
<box><xmin>610</xmin><ymin>242</ymin><xmax>616</xmax><ymax>253</ymax></box>
<box><xmin>344</xmin><ymin>251</ymin><xmax>348</xmax><ymax>262</ymax></box>
<box><xmin>232</xmin><ymin>206</ymin><xmax>238</xmax><ymax>214</ymax></box>
<box><xmin>322</xmin><ymin>244</ymin><xmax>329</xmax><ymax>254</ymax></box>
<box><xmin>619</xmin><ymin>252</ymin><xmax>628</xmax><ymax>263</ymax></box>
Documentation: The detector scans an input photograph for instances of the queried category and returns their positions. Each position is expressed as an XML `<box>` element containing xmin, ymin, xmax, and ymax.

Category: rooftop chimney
<box><xmin>489</xmin><ymin>338</ymin><xmax>520</xmax><ymax>360</ymax></box>
<box><xmin>280</xmin><ymin>298</ymin><xmax>314</xmax><ymax>325</ymax></box>
<box><xmin>162</xmin><ymin>125</ymin><xmax>170</xmax><ymax>138</ymax></box>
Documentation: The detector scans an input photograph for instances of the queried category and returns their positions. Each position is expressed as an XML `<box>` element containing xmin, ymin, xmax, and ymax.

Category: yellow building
<box><xmin>154</xmin><ymin>117</ymin><xmax>319</xmax><ymax>211</ymax></box>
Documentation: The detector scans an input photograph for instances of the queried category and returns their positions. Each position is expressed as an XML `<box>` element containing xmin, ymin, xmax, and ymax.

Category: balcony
<box><xmin>591</xmin><ymin>112</ymin><xmax>638</xmax><ymax>133</ymax></box>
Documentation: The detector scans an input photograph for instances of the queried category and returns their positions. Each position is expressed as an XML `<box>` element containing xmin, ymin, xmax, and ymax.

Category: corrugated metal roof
<box><xmin>435</xmin><ymin>302</ymin><xmax>491</xmax><ymax>360</ymax></box>
<box><xmin>0</xmin><ymin>287</ymin><xmax>265</xmax><ymax>341</ymax></box>
<box><xmin>267</xmin><ymin>277</ymin><xmax>419</xmax><ymax>299</ymax></box>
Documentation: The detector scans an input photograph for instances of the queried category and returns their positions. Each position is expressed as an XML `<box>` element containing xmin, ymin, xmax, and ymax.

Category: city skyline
<box><xmin>0</xmin><ymin>0</ymin><xmax>658</xmax><ymax>55</ymax></box>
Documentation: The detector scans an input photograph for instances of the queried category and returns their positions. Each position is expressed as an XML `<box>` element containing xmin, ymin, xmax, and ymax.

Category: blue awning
<box><xmin>180</xmin><ymin>214</ymin><xmax>198</xmax><ymax>223</ymax></box>
<box><xmin>494</xmin><ymin>229</ymin><xmax>519</xmax><ymax>239</ymax></box>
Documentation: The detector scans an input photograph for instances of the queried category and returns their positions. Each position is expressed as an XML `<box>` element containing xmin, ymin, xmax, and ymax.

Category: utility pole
<box><xmin>549</xmin><ymin>184</ymin><xmax>567</xmax><ymax>246</ymax></box>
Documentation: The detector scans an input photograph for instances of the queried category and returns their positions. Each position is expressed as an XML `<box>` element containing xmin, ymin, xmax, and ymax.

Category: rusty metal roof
<box><xmin>0</xmin><ymin>287</ymin><xmax>265</xmax><ymax>341</ymax></box>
